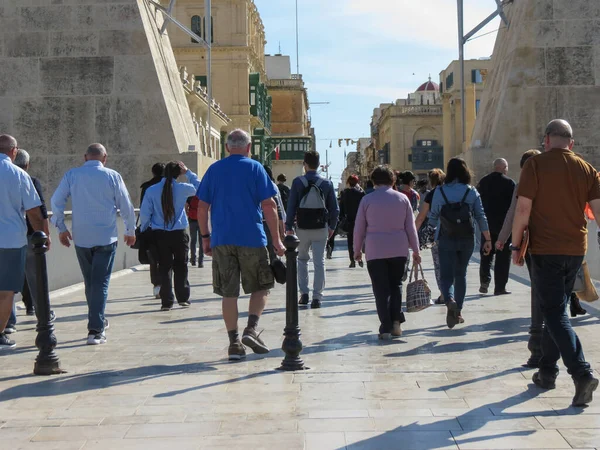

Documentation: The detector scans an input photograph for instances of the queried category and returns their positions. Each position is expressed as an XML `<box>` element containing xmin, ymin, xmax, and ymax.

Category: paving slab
<box><xmin>2</xmin><ymin>247</ymin><xmax>600</xmax><ymax>449</ymax></box>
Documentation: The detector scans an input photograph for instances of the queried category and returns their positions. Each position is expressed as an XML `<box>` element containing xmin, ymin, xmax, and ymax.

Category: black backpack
<box><xmin>296</xmin><ymin>177</ymin><xmax>328</xmax><ymax>229</ymax></box>
<box><xmin>439</xmin><ymin>186</ymin><xmax>474</xmax><ymax>239</ymax></box>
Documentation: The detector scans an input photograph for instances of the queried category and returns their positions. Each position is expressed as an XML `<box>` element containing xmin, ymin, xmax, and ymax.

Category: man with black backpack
<box><xmin>286</xmin><ymin>151</ymin><xmax>339</xmax><ymax>308</ymax></box>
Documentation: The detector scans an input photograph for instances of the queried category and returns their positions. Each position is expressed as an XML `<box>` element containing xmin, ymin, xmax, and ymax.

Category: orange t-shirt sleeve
<box><xmin>517</xmin><ymin>159</ymin><xmax>538</xmax><ymax>200</ymax></box>
<box><xmin>587</xmin><ymin>171</ymin><xmax>600</xmax><ymax>202</ymax></box>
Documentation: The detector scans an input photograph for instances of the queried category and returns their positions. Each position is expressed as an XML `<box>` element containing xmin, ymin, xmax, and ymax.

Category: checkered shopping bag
<box><xmin>406</xmin><ymin>263</ymin><xmax>433</xmax><ymax>313</ymax></box>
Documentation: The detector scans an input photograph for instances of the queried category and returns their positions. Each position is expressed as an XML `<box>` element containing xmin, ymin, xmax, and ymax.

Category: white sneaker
<box><xmin>153</xmin><ymin>286</ymin><xmax>161</xmax><ymax>299</ymax></box>
<box><xmin>87</xmin><ymin>332</ymin><xmax>107</xmax><ymax>345</ymax></box>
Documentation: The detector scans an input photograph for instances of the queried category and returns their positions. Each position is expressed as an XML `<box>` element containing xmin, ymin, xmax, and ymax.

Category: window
<box><xmin>416</xmin><ymin>140</ymin><xmax>436</xmax><ymax>147</ymax></box>
<box><xmin>472</xmin><ymin>69</ymin><xmax>483</xmax><ymax>84</ymax></box>
<box><xmin>190</xmin><ymin>15</ymin><xmax>214</xmax><ymax>44</ymax></box>
<box><xmin>446</xmin><ymin>72</ymin><xmax>454</xmax><ymax>90</ymax></box>
<box><xmin>476</xmin><ymin>99</ymin><xmax>481</xmax><ymax>115</ymax></box>
<box><xmin>439</xmin><ymin>82</ymin><xmax>443</xmax><ymax>94</ymax></box>
<box><xmin>191</xmin><ymin>16</ymin><xmax>202</xmax><ymax>44</ymax></box>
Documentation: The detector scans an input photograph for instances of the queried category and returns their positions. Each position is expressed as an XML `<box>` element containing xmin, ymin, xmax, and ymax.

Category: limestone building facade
<box><xmin>372</xmin><ymin>81</ymin><xmax>444</xmax><ymax>178</ymax></box>
<box><xmin>0</xmin><ymin>1</ymin><xmax>226</xmax><ymax>206</ymax></box>
<box><xmin>439</xmin><ymin>58</ymin><xmax>492</xmax><ymax>167</ymax></box>
<box><xmin>265</xmin><ymin>54</ymin><xmax>313</xmax><ymax>182</ymax></box>
<box><xmin>469</xmin><ymin>0</ymin><xmax>600</xmax><ymax>179</ymax></box>
<box><xmin>170</xmin><ymin>0</ymin><xmax>271</xmax><ymax>145</ymax></box>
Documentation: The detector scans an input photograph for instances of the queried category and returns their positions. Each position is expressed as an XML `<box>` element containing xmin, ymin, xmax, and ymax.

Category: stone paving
<box><xmin>3</xmin><ymin>244</ymin><xmax>600</xmax><ymax>450</ymax></box>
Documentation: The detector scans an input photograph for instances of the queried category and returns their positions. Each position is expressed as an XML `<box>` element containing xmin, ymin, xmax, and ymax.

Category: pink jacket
<box><xmin>353</xmin><ymin>186</ymin><xmax>419</xmax><ymax>262</ymax></box>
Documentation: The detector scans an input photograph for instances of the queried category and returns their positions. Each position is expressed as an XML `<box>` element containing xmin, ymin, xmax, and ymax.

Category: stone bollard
<box><xmin>278</xmin><ymin>234</ymin><xmax>308</xmax><ymax>371</ymax></box>
<box><xmin>32</xmin><ymin>232</ymin><xmax>63</xmax><ymax>375</ymax></box>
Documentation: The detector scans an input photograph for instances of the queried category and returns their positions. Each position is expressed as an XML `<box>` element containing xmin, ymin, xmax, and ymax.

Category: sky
<box><xmin>254</xmin><ymin>0</ymin><xmax>501</xmax><ymax>184</ymax></box>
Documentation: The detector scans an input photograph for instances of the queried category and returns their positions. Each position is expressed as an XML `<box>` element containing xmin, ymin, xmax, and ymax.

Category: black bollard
<box><xmin>278</xmin><ymin>234</ymin><xmax>308</xmax><ymax>371</ymax></box>
<box><xmin>32</xmin><ymin>232</ymin><xmax>63</xmax><ymax>375</ymax></box>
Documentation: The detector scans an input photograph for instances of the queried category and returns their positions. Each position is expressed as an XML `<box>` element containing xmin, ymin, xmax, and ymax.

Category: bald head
<box><xmin>0</xmin><ymin>135</ymin><xmax>17</xmax><ymax>160</ymax></box>
<box><xmin>493</xmin><ymin>158</ymin><xmax>508</xmax><ymax>174</ymax></box>
<box><xmin>544</xmin><ymin>119</ymin><xmax>574</xmax><ymax>151</ymax></box>
<box><xmin>85</xmin><ymin>143</ymin><xmax>107</xmax><ymax>163</ymax></box>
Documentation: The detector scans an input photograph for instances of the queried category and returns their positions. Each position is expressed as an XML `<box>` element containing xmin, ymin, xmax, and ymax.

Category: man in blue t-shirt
<box><xmin>197</xmin><ymin>129</ymin><xmax>285</xmax><ymax>361</ymax></box>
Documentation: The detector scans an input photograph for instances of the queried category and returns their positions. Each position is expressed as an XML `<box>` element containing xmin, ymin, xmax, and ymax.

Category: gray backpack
<box><xmin>297</xmin><ymin>177</ymin><xmax>328</xmax><ymax>229</ymax></box>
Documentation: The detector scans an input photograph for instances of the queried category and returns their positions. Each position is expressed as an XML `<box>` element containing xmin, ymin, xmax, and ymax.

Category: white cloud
<box><xmin>342</xmin><ymin>0</ymin><xmax>500</xmax><ymax>58</ymax></box>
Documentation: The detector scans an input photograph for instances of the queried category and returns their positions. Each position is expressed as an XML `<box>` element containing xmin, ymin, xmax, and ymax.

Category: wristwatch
<box><xmin>201</xmin><ymin>234</ymin><xmax>211</xmax><ymax>239</ymax></box>
<box><xmin>509</xmin><ymin>244</ymin><xmax>520</xmax><ymax>252</ymax></box>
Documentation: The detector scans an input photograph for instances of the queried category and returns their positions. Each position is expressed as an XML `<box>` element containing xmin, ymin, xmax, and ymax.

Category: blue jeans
<box><xmin>8</xmin><ymin>300</ymin><xmax>16</xmax><ymax>328</ymax></box>
<box><xmin>438</xmin><ymin>237</ymin><xmax>475</xmax><ymax>310</ymax></box>
<box><xmin>75</xmin><ymin>243</ymin><xmax>117</xmax><ymax>333</ymax></box>
<box><xmin>530</xmin><ymin>254</ymin><xmax>591</xmax><ymax>380</ymax></box>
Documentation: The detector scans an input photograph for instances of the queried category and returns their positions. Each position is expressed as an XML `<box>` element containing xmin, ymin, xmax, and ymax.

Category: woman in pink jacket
<box><xmin>354</xmin><ymin>166</ymin><xmax>421</xmax><ymax>340</ymax></box>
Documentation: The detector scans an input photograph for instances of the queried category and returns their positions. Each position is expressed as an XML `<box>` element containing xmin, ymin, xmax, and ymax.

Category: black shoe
<box><xmin>573</xmin><ymin>375</ymin><xmax>599</xmax><ymax>407</ymax></box>
<box><xmin>479</xmin><ymin>283</ymin><xmax>489</xmax><ymax>294</ymax></box>
<box><xmin>326</xmin><ymin>248</ymin><xmax>333</xmax><ymax>259</ymax></box>
<box><xmin>358</xmin><ymin>260</ymin><xmax>364</xmax><ymax>268</ymax></box>
<box><xmin>299</xmin><ymin>294</ymin><xmax>309</xmax><ymax>305</ymax></box>
<box><xmin>191</xmin><ymin>260</ymin><xmax>196</xmax><ymax>266</ymax></box>
<box><xmin>570</xmin><ymin>294</ymin><xmax>587</xmax><ymax>317</ymax></box>
<box><xmin>198</xmin><ymin>262</ymin><xmax>204</xmax><ymax>268</ymax></box>
<box><xmin>349</xmin><ymin>261</ymin><xmax>356</xmax><ymax>268</ymax></box>
<box><xmin>435</xmin><ymin>296</ymin><xmax>445</xmax><ymax>305</ymax></box>
<box><xmin>26</xmin><ymin>309</ymin><xmax>35</xmax><ymax>316</ymax></box>
<box><xmin>532</xmin><ymin>372</ymin><xmax>556</xmax><ymax>390</ymax></box>
<box><xmin>228</xmin><ymin>340</ymin><xmax>247</xmax><ymax>361</ymax></box>
<box><xmin>446</xmin><ymin>300</ymin><xmax>459</xmax><ymax>329</ymax></box>
<box><xmin>494</xmin><ymin>290</ymin><xmax>511</xmax><ymax>296</ymax></box>
<box><xmin>311</xmin><ymin>299</ymin><xmax>322</xmax><ymax>309</ymax></box>
<box><xmin>241</xmin><ymin>327</ymin><xmax>270</xmax><ymax>354</ymax></box>
<box><xmin>0</xmin><ymin>333</ymin><xmax>15</xmax><ymax>349</ymax></box>
<box><xmin>523</xmin><ymin>357</ymin><xmax>541</xmax><ymax>369</ymax></box>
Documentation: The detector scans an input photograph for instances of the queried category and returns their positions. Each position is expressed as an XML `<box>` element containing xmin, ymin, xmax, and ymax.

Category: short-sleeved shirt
<box><xmin>197</xmin><ymin>155</ymin><xmax>277</xmax><ymax>248</ymax></box>
<box><xmin>518</xmin><ymin>148</ymin><xmax>600</xmax><ymax>256</ymax></box>
<box><xmin>0</xmin><ymin>153</ymin><xmax>42</xmax><ymax>249</ymax></box>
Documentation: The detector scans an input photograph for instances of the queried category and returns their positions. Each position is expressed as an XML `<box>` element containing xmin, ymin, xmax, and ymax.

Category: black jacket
<box><xmin>477</xmin><ymin>172</ymin><xmax>515</xmax><ymax>235</ymax></box>
<box><xmin>340</xmin><ymin>187</ymin><xmax>365</xmax><ymax>223</ymax></box>
<box><xmin>140</xmin><ymin>176</ymin><xmax>163</xmax><ymax>206</ymax></box>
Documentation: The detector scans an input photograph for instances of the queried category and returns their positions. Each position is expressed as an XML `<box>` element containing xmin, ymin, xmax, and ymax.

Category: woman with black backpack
<box><xmin>429</xmin><ymin>158</ymin><xmax>492</xmax><ymax>329</ymax></box>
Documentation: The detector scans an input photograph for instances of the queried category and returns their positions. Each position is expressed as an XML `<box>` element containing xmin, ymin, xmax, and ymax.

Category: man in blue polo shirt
<box><xmin>197</xmin><ymin>129</ymin><xmax>285</xmax><ymax>361</ymax></box>
<box><xmin>0</xmin><ymin>135</ymin><xmax>47</xmax><ymax>349</ymax></box>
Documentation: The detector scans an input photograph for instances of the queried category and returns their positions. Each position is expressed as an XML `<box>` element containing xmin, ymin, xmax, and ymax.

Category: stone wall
<box><xmin>469</xmin><ymin>0</ymin><xmax>600</xmax><ymax>180</ymax></box>
<box><xmin>1</xmin><ymin>1</ymin><xmax>210</xmax><ymax>206</ymax></box>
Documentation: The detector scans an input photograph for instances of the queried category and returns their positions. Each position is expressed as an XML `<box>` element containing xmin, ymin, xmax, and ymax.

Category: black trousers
<box><xmin>479</xmin><ymin>232</ymin><xmax>511</xmax><ymax>293</ymax></box>
<box><xmin>347</xmin><ymin>229</ymin><xmax>355</xmax><ymax>263</ymax></box>
<box><xmin>146</xmin><ymin>240</ymin><xmax>160</xmax><ymax>287</ymax></box>
<box><xmin>155</xmin><ymin>230</ymin><xmax>191</xmax><ymax>307</ymax></box>
<box><xmin>21</xmin><ymin>279</ymin><xmax>34</xmax><ymax>312</ymax></box>
<box><xmin>367</xmin><ymin>257</ymin><xmax>407</xmax><ymax>334</ymax></box>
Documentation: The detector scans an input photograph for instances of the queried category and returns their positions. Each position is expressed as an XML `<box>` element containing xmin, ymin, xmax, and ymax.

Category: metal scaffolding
<box><xmin>148</xmin><ymin>0</ymin><xmax>213</xmax><ymax>154</ymax></box>
<box><xmin>457</xmin><ymin>0</ymin><xmax>511</xmax><ymax>146</ymax></box>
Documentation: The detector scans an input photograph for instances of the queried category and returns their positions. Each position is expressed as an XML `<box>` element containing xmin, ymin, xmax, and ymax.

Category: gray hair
<box><xmin>545</xmin><ymin>119</ymin><xmax>573</xmax><ymax>139</ymax></box>
<box><xmin>493</xmin><ymin>158</ymin><xmax>508</xmax><ymax>171</ymax></box>
<box><xmin>86</xmin><ymin>143</ymin><xmax>107</xmax><ymax>159</ymax></box>
<box><xmin>226</xmin><ymin>129</ymin><xmax>251</xmax><ymax>150</ymax></box>
<box><xmin>14</xmin><ymin>149</ymin><xmax>30</xmax><ymax>170</ymax></box>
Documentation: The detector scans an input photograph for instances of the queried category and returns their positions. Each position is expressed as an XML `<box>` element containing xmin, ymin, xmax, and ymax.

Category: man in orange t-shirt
<box><xmin>512</xmin><ymin>119</ymin><xmax>600</xmax><ymax>407</ymax></box>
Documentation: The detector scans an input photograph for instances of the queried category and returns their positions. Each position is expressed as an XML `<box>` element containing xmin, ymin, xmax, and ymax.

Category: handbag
<box><xmin>574</xmin><ymin>261</ymin><xmax>599</xmax><ymax>302</ymax></box>
<box><xmin>406</xmin><ymin>263</ymin><xmax>433</xmax><ymax>313</ymax></box>
<box><xmin>271</xmin><ymin>258</ymin><xmax>287</xmax><ymax>285</ymax></box>
<box><xmin>338</xmin><ymin>217</ymin><xmax>350</xmax><ymax>234</ymax></box>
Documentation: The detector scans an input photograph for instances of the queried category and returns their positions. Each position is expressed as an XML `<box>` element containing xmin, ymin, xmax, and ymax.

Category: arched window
<box><xmin>191</xmin><ymin>15</ymin><xmax>202</xmax><ymax>43</ymax></box>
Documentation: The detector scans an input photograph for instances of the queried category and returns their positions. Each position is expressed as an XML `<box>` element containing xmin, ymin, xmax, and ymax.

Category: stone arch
<box><xmin>413</xmin><ymin>126</ymin><xmax>440</xmax><ymax>146</ymax></box>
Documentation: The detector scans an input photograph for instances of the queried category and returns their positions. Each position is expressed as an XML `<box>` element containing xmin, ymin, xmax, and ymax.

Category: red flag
<box><xmin>275</xmin><ymin>145</ymin><xmax>280</xmax><ymax>160</ymax></box>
